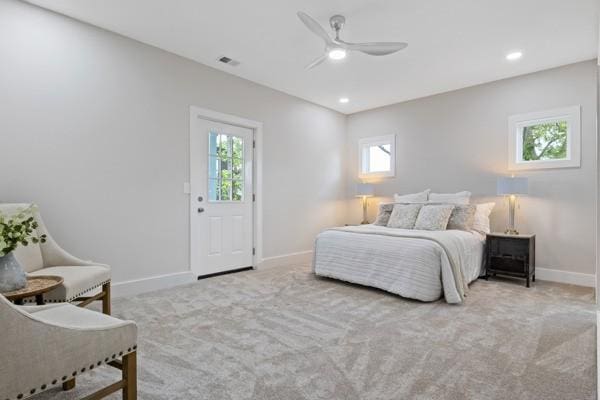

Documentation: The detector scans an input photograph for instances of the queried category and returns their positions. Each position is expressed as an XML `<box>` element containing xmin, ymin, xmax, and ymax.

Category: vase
<box><xmin>0</xmin><ymin>252</ymin><xmax>27</xmax><ymax>292</ymax></box>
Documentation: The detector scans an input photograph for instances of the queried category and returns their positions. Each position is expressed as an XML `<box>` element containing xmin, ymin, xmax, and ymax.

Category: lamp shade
<box><xmin>497</xmin><ymin>176</ymin><xmax>528</xmax><ymax>195</ymax></box>
<box><xmin>356</xmin><ymin>183</ymin><xmax>374</xmax><ymax>197</ymax></box>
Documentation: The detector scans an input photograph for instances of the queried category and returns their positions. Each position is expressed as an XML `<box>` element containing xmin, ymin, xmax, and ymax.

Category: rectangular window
<box><xmin>208</xmin><ymin>132</ymin><xmax>244</xmax><ymax>201</ymax></box>
<box><xmin>509</xmin><ymin>106</ymin><xmax>580</xmax><ymax>170</ymax></box>
<box><xmin>358</xmin><ymin>134</ymin><xmax>396</xmax><ymax>179</ymax></box>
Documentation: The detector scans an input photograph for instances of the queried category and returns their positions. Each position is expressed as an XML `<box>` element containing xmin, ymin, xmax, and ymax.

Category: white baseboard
<box><xmin>112</xmin><ymin>271</ymin><xmax>196</xmax><ymax>298</ymax></box>
<box><xmin>257</xmin><ymin>250</ymin><xmax>313</xmax><ymax>270</ymax></box>
<box><xmin>535</xmin><ymin>267</ymin><xmax>595</xmax><ymax>287</ymax></box>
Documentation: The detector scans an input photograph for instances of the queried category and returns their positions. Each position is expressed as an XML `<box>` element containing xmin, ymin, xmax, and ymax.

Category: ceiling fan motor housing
<box><xmin>329</xmin><ymin>15</ymin><xmax>346</xmax><ymax>33</ymax></box>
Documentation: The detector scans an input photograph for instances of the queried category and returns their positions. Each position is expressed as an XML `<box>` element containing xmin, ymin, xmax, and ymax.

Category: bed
<box><xmin>313</xmin><ymin>225</ymin><xmax>485</xmax><ymax>304</ymax></box>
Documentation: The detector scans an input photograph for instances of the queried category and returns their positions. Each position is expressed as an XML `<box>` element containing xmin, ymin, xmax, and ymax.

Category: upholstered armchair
<box><xmin>0</xmin><ymin>203</ymin><xmax>111</xmax><ymax>314</ymax></box>
<box><xmin>0</xmin><ymin>294</ymin><xmax>137</xmax><ymax>399</ymax></box>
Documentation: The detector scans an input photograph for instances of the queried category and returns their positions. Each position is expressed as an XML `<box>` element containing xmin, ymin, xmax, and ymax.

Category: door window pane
<box><xmin>232</xmin><ymin>180</ymin><xmax>243</xmax><ymax>201</ymax></box>
<box><xmin>208</xmin><ymin>131</ymin><xmax>244</xmax><ymax>202</ymax></box>
<box><xmin>232</xmin><ymin>157</ymin><xmax>243</xmax><ymax>180</ymax></box>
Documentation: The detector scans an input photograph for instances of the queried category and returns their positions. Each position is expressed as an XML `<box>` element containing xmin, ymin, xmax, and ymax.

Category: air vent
<box><xmin>217</xmin><ymin>56</ymin><xmax>240</xmax><ymax>67</ymax></box>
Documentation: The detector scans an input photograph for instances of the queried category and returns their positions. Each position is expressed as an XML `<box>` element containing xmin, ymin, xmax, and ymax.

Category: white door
<box><xmin>190</xmin><ymin>118</ymin><xmax>254</xmax><ymax>277</ymax></box>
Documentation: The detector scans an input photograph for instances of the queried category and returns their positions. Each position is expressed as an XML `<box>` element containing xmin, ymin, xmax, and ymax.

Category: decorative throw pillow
<box><xmin>414</xmin><ymin>204</ymin><xmax>455</xmax><ymax>231</ymax></box>
<box><xmin>472</xmin><ymin>202</ymin><xmax>496</xmax><ymax>234</ymax></box>
<box><xmin>373</xmin><ymin>203</ymin><xmax>394</xmax><ymax>226</ymax></box>
<box><xmin>447</xmin><ymin>204</ymin><xmax>477</xmax><ymax>231</ymax></box>
<box><xmin>429</xmin><ymin>191</ymin><xmax>471</xmax><ymax>204</ymax></box>
<box><xmin>393</xmin><ymin>189</ymin><xmax>430</xmax><ymax>203</ymax></box>
<box><xmin>387</xmin><ymin>204</ymin><xmax>423</xmax><ymax>229</ymax></box>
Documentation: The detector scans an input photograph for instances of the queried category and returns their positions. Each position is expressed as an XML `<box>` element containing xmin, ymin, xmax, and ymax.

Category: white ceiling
<box><xmin>26</xmin><ymin>0</ymin><xmax>599</xmax><ymax>114</ymax></box>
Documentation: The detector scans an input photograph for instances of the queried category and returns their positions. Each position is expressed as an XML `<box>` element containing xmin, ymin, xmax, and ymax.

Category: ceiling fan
<box><xmin>297</xmin><ymin>12</ymin><xmax>408</xmax><ymax>70</ymax></box>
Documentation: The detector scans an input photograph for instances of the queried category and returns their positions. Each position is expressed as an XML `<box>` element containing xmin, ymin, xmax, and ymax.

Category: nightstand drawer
<box><xmin>489</xmin><ymin>238</ymin><xmax>529</xmax><ymax>258</ymax></box>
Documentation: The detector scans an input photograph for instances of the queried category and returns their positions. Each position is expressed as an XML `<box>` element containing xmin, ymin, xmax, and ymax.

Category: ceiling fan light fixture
<box><xmin>328</xmin><ymin>47</ymin><xmax>347</xmax><ymax>60</ymax></box>
<box><xmin>506</xmin><ymin>51</ymin><xmax>523</xmax><ymax>61</ymax></box>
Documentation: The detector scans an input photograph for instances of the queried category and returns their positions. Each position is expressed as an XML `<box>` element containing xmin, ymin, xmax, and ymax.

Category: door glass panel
<box><xmin>208</xmin><ymin>156</ymin><xmax>219</xmax><ymax>179</ymax></box>
<box><xmin>232</xmin><ymin>180</ymin><xmax>243</xmax><ymax>201</ymax></box>
<box><xmin>208</xmin><ymin>131</ymin><xmax>244</xmax><ymax>202</ymax></box>
<box><xmin>208</xmin><ymin>178</ymin><xmax>218</xmax><ymax>200</ymax></box>
<box><xmin>232</xmin><ymin>157</ymin><xmax>243</xmax><ymax>180</ymax></box>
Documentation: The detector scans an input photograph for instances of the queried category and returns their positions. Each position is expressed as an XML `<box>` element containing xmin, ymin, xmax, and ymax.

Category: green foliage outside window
<box><xmin>521</xmin><ymin>121</ymin><xmax>567</xmax><ymax>161</ymax></box>
<box><xmin>210</xmin><ymin>133</ymin><xmax>244</xmax><ymax>201</ymax></box>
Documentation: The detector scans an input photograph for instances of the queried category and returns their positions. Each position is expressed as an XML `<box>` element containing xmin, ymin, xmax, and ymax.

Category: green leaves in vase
<box><xmin>0</xmin><ymin>205</ymin><xmax>47</xmax><ymax>257</ymax></box>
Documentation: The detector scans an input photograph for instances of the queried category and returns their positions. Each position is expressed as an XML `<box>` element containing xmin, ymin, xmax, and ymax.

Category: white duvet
<box><xmin>313</xmin><ymin>225</ymin><xmax>485</xmax><ymax>304</ymax></box>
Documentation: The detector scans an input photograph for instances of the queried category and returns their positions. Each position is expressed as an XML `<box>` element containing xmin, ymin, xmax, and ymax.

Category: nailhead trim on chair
<box><xmin>5</xmin><ymin>344</ymin><xmax>136</xmax><ymax>400</ymax></box>
<box><xmin>23</xmin><ymin>280</ymin><xmax>111</xmax><ymax>304</ymax></box>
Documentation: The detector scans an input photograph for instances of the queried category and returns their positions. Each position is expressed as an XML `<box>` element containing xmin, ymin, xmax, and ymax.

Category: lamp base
<box><xmin>504</xmin><ymin>228</ymin><xmax>519</xmax><ymax>235</ymax></box>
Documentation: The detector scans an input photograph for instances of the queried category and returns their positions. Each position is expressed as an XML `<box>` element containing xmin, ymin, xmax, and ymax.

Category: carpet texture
<box><xmin>34</xmin><ymin>264</ymin><xmax>596</xmax><ymax>400</ymax></box>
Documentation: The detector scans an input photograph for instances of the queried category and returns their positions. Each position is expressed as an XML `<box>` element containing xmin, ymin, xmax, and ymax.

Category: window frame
<box><xmin>358</xmin><ymin>134</ymin><xmax>396</xmax><ymax>179</ymax></box>
<box><xmin>508</xmin><ymin>106</ymin><xmax>581</xmax><ymax>171</ymax></box>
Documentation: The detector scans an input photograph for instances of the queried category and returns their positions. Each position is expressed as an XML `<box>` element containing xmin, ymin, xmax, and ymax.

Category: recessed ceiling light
<box><xmin>339</xmin><ymin>97</ymin><xmax>349</xmax><ymax>104</ymax></box>
<box><xmin>328</xmin><ymin>47</ymin><xmax>347</xmax><ymax>60</ymax></box>
<box><xmin>506</xmin><ymin>51</ymin><xmax>523</xmax><ymax>61</ymax></box>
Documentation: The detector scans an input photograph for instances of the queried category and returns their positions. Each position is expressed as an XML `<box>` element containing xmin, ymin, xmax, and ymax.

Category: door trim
<box><xmin>189</xmin><ymin>106</ymin><xmax>263</xmax><ymax>269</ymax></box>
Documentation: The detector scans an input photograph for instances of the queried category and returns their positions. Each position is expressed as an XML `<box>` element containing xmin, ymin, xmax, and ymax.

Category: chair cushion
<box><xmin>28</xmin><ymin>265</ymin><xmax>111</xmax><ymax>302</ymax></box>
<box><xmin>32</xmin><ymin>303</ymin><xmax>132</xmax><ymax>330</ymax></box>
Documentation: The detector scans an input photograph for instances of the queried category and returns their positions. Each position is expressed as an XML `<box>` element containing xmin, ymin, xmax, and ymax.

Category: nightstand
<box><xmin>485</xmin><ymin>233</ymin><xmax>536</xmax><ymax>287</ymax></box>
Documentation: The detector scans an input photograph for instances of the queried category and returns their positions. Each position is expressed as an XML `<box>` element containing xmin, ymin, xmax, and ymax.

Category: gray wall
<box><xmin>0</xmin><ymin>0</ymin><xmax>347</xmax><ymax>282</ymax></box>
<box><xmin>347</xmin><ymin>60</ymin><xmax>597</xmax><ymax>276</ymax></box>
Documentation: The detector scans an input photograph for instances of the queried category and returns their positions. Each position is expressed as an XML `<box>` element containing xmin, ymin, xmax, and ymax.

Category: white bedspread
<box><xmin>313</xmin><ymin>225</ymin><xmax>485</xmax><ymax>304</ymax></box>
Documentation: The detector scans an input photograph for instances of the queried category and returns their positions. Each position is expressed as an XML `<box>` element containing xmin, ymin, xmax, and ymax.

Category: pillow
<box><xmin>429</xmin><ymin>191</ymin><xmax>471</xmax><ymax>204</ymax></box>
<box><xmin>472</xmin><ymin>202</ymin><xmax>496</xmax><ymax>234</ymax></box>
<box><xmin>414</xmin><ymin>204</ymin><xmax>455</xmax><ymax>231</ymax></box>
<box><xmin>447</xmin><ymin>204</ymin><xmax>477</xmax><ymax>231</ymax></box>
<box><xmin>387</xmin><ymin>204</ymin><xmax>423</xmax><ymax>229</ymax></box>
<box><xmin>393</xmin><ymin>189</ymin><xmax>430</xmax><ymax>203</ymax></box>
<box><xmin>373</xmin><ymin>203</ymin><xmax>394</xmax><ymax>226</ymax></box>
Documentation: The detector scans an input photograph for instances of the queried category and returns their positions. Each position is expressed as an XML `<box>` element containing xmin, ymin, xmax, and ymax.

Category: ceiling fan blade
<box><xmin>343</xmin><ymin>41</ymin><xmax>408</xmax><ymax>56</ymax></box>
<box><xmin>297</xmin><ymin>12</ymin><xmax>334</xmax><ymax>46</ymax></box>
<box><xmin>305</xmin><ymin>54</ymin><xmax>327</xmax><ymax>70</ymax></box>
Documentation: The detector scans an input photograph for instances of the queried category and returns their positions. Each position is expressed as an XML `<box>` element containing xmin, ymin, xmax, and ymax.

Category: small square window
<box><xmin>358</xmin><ymin>134</ymin><xmax>396</xmax><ymax>179</ymax></box>
<box><xmin>509</xmin><ymin>106</ymin><xmax>580</xmax><ymax>170</ymax></box>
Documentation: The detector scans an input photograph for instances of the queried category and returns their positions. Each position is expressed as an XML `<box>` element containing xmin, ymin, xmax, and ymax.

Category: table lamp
<box><xmin>497</xmin><ymin>176</ymin><xmax>528</xmax><ymax>235</ymax></box>
<box><xmin>356</xmin><ymin>183</ymin><xmax>374</xmax><ymax>224</ymax></box>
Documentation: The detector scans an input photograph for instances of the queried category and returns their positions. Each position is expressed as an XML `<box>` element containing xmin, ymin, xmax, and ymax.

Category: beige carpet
<box><xmin>35</xmin><ymin>264</ymin><xmax>596</xmax><ymax>400</ymax></box>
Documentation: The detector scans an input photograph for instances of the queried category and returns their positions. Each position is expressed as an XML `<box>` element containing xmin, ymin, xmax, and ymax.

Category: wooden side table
<box><xmin>1</xmin><ymin>275</ymin><xmax>64</xmax><ymax>305</ymax></box>
<box><xmin>486</xmin><ymin>233</ymin><xmax>536</xmax><ymax>287</ymax></box>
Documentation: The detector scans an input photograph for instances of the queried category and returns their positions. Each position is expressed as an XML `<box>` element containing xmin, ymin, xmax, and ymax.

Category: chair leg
<box><xmin>62</xmin><ymin>378</ymin><xmax>76</xmax><ymax>391</ymax></box>
<box><xmin>102</xmin><ymin>282</ymin><xmax>111</xmax><ymax>315</ymax></box>
<box><xmin>122</xmin><ymin>351</ymin><xmax>137</xmax><ymax>400</ymax></box>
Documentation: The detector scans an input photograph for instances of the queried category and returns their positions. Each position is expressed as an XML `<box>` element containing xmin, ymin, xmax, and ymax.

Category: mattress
<box><xmin>313</xmin><ymin>225</ymin><xmax>485</xmax><ymax>304</ymax></box>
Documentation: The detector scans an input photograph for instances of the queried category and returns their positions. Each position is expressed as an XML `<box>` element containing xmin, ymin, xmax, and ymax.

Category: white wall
<box><xmin>0</xmin><ymin>0</ymin><xmax>347</xmax><ymax>284</ymax></box>
<box><xmin>347</xmin><ymin>61</ymin><xmax>597</xmax><ymax>279</ymax></box>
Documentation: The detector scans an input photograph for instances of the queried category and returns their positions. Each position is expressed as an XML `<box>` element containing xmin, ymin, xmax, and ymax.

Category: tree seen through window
<box><xmin>521</xmin><ymin>121</ymin><xmax>567</xmax><ymax>161</ymax></box>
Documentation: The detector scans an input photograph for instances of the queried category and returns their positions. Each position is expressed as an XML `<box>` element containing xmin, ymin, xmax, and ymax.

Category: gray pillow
<box><xmin>387</xmin><ymin>204</ymin><xmax>423</xmax><ymax>229</ymax></box>
<box><xmin>414</xmin><ymin>204</ymin><xmax>455</xmax><ymax>231</ymax></box>
<box><xmin>447</xmin><ymin>204</ymin><xmax>477</xmax><ymax>231</ymax></box>
<box><xmin>373</xmin><ymin>203</ymin><xmax>394</xmax><ymax>226</ymax></box>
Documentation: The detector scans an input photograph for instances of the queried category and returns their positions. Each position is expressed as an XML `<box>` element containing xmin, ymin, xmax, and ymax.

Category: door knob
<box><xmin>197</xmin><ymin>196</ymin><xmax>203</xmax><ymax>202</ymax></box>
<box><xmin>197</xmin><ymin>207</ymin><xmax>205</xmax><ymax>213</ymax></box>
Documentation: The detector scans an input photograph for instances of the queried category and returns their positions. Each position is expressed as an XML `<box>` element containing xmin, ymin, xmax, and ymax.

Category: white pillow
<box><xmin>393</xmin><ymin>189</ymin><xmax>430</xmax><ymax>203</ymax></box>
<box><xmin>472</xmin><ymin>202</ymin><xmax>495</xmax><ymax>234</ymax></box>
<box><xmin>429</xmin><ymin>191</ymin><xmax>471</xmax><ymax>204</ymax></box>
